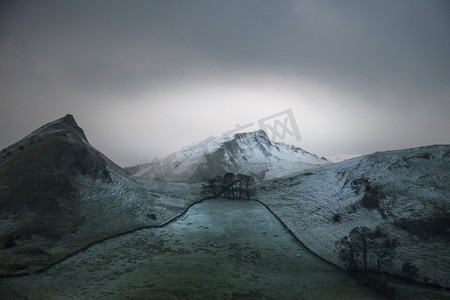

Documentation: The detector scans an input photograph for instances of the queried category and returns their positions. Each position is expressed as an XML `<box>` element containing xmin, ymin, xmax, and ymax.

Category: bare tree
<box><xmin>236</xmin><ymin>173</ymin><xmax>245</xmax><ymax>199</ymax></box>
<box><xmin>336</xmin><ymin>226</ymin><xmax>397</xmax><ymax>274</ymax></box>
<box><xmin>349</xmin><ymin>226</ymin><xmax>375</xmax><ymax>272</ymax></box>
<box><xmin>223</xmin><ymin>172</ymin><xmax>236</xmax><ymax>198</ymax></box>
<box><xmin>201</xmin><ymin>177</ymin><xmax>219</xmax><ymax>198</ymax></box>
<box><xmin>242</xmin><ymin>174</ymin><xmax>254</xmax><ymax>200</ymax></box>
<box><xmin>335</xmin><ymin>236</ymin><xmax>360</xmax><ymax>272</ymax></box>
<box><xmin>372</xmin><ymin>227</ymin><xmax>397</xmax><ymax>273</ymax></box>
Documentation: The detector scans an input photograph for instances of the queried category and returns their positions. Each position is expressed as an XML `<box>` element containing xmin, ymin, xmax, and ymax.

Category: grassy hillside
<box><xmin>258</xmin><ymin>145</ymin><xmax>450</xmax><ymax>288</ymax></box>
<box><xmin>0</xmin><ymin>115</ymin><xmax>200</xmax><ymax>276</ymax></box>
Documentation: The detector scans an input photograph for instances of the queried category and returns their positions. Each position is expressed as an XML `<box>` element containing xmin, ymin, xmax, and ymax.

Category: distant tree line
<box><xmin>202</xmin><ymin>172</ymin><xmax>255</xmax><ymax>200</ymax></box>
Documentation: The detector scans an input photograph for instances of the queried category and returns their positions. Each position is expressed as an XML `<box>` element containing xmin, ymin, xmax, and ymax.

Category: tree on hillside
<box><xmin>401</xmin><ymin>261</ymin><xmax>418</xmax><ymax>282</ymax></box>
<box><xmin>223</xmin><ymin>172</ymin><xmax>235</xmax><ymax>198</ymax></box>
<box><xmin>236</xmin><ymin>173</ymin><xmax>255</xmax><ymax>199</ymax></box>
<box><xmin>335</xmin><ymin>226</ymin><xmax>397</xmax><ymax>274</ymax></box>
<box><xmin>201</xmin><ymin>177</ymin><xmax>219</xmax><ymax>198</ymax></box>
<box><xmin>241</xmin><ymin>174</ymin><xmax>255</xmax><ymax>200</ymax></box>
<box><xmin>349</xmin><ymin>226</ymin><xmax>375</xmax><ymax>272</ymax></box>
<box><xmin>372</xmin><ymin>227</ymin><xmax>397</xmax><ymax>273</ymax></box>
<box><xmin>335</xmin><ymin>236</ymin><xmax>360</xmax><ymax>272</ymax></box>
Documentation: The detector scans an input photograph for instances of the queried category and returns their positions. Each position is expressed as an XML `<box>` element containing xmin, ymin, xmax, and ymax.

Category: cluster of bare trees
<box><xmin>335</xmin><ymin>226</ymin><xmax>397</xmax><ymax>273</ymax></box>
<box><xmin>202</xmin><ymin>172</ymin><xmax>255</xmax><ymax>200</ymax></box>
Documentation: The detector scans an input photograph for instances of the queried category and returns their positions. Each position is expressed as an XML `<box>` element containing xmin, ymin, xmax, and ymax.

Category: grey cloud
<box><xmin>2</xmin><ymin>0</ymin><xmax>449</xmax><ymax>95</ymax></box>
<box><xmin>0</xmin><ymin>0</ymin><xmax>449</xmax><ymax>164</ymax></box>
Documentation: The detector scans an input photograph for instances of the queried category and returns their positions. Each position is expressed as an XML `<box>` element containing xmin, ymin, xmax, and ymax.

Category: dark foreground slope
<box><xmin>259</xmin><ymin>145</ymin><xmax>450</xmax><ymax>288</ymax></box>
<box><xmin>0</xmin><ymin>115</ymin><xmax>200</xmax><ymax>276</ymax></box>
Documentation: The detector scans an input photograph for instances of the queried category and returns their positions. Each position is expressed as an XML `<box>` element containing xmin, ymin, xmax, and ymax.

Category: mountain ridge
<box><xmin>128</xmin><ymin>129</ymin><xmax>328</xmax><ymax>182</ymax></box>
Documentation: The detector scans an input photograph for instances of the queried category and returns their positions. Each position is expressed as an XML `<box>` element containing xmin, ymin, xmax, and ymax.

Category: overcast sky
<box><xmin>1</xmin><ymin>0</ymin><xmax>449</xmax><ymax>166</ymax></box>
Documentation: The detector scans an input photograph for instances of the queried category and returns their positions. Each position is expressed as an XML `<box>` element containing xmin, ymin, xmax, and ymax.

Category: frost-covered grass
<box><xmin>258</xmin><ymin>145</ymin><xmax>450</xmax><ymax>288</ymax></box>
<box><xmin>0</xmin><ymin>162</ymin><xmax>202</xmax><ymax>276</ymax></box>
<box><xmin>0</xmin><ymin>200</ymin><xmax>381</xmax><ymax>299</ymax></box>
<box><xmin>0</xmin><ymin>114</ymin><xmax>204</xmax><ymax>276</ymax></box>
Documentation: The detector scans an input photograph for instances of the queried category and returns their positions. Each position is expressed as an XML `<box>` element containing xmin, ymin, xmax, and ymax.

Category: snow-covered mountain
<box><xmin>258</xmin><ymin>145</ymin><xmax>450</xmax><ymax>288</ymax></box>
<box><xmin>128</xmin><ymin>130</ymin><xmax>328</xmax><ymax>182</ymax></box>
<box><xmin>0</xmin><ymin>115</ymin><xmax>200</xmax><ymax>276</ymax></box>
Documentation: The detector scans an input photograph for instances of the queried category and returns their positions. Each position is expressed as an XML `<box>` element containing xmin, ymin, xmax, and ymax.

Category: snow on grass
<box><xmin>258</xmin><ymin>145</ymin><xmax>450</xmax><ymax>288</ymax></box>
<box><xmin>0</xmin><ymin>200</ymin><xmax>382</xmax><ymax>300</ymax></box>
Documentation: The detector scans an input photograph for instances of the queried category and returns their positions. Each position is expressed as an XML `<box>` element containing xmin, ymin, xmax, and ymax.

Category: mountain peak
<box><xmin>59</xmin><ymin>114</ymin><xmax>88</xmax><ymax>141</ymax></box>
<box><xmin>29</xmin><ymin>114</ymin><xmax>89</xmax><ymax>142</ymax></box>
<box><xmin>230</xmin><ymin>129</ymin><xmax>267</xmax><ymax>139</ymax></box>
<box><xmin>230</xmin><ymin>130</ymin><xmax>270</xmax><ymax>146</ymax></box>
<box><xmin>131</xmin><ymin>129</ymin><xmax>328</xmax><ymax>182</ymax></box>
<box><xmin>242</xmin><ymin>129</ymin><xmax>268</xmax><ymax>139</ymax></box>
<box><xmin>255</xmin><ymin>129</ymin><xmax>268</xmax><ymax>136</ymax></box>
<box><xmin>61</xmin><ymin>113</ymin><xmax>77</xmax><ymax>126</ymax></box>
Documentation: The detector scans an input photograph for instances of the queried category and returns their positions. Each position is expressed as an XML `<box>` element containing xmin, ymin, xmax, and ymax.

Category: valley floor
<box><xmin>1</xmin><ymin>199</ymin><xmax>381</xmax><ymax>299</ymax></box>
